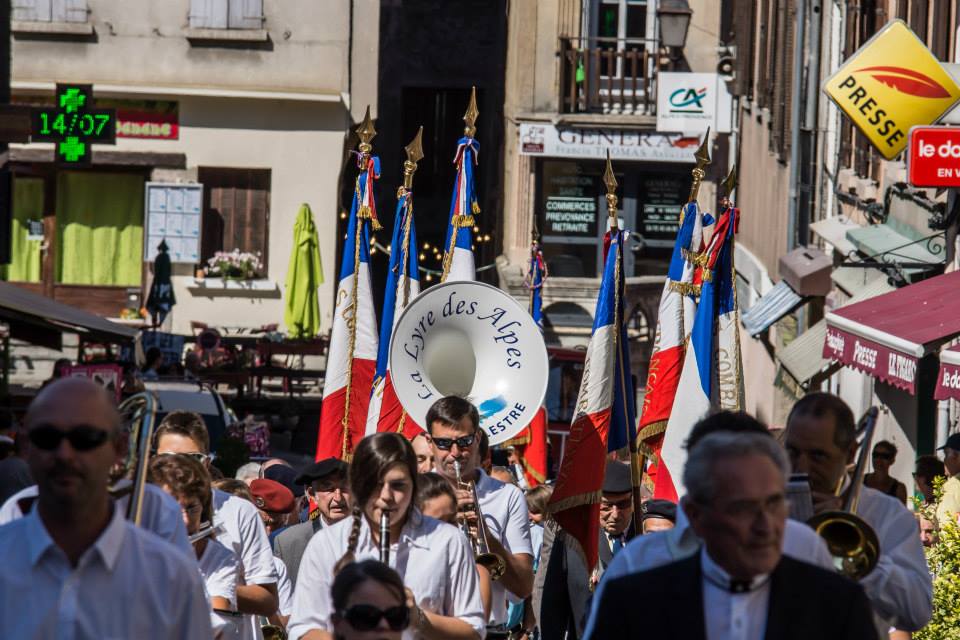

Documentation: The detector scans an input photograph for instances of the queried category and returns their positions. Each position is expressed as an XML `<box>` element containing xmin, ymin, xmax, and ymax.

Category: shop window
<box><xmin>56</xmin><ymin>172</ymin><xmax>144</xmax><ymax>287</ymax></box>
<box><xmin>537</xmin><ymin>160</ymin><xmax>602</xmax><ymax>278</ymax></box>
<box><xmin>12</xmin><ymin>0</ymin><xmax>87</xmax><ymax>23</ymax></box>
<box><xmin>198</xmin><ymin>167</ymin><xmax>271</xmax><ymax>268</ymax></box>
<box><xmin>0</xmin><ymin>177</ymin><xmax>44</xmax><ymax>283</ymax></box>
<box><xmin>189</xmin><ymin>0</ymin><xmax>264</xmax><ymax>29</ymax></box>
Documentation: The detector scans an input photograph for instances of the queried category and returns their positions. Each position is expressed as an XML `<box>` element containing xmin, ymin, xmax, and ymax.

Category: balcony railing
<box><xmin>559</xmin><ymin>37</ymin><xmax>659</xmax><ymax>116</ymax></box>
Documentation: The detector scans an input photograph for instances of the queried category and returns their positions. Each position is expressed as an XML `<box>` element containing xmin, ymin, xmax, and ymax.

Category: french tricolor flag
<box><xmin>366</xmin><ymin>187</ymin><xmax>424</xmax><ymax>438</ymax></box>
<box><xmin>441</xmin><ymin>137</ymin><xmax>479</xmax><ymax>282</ymax></box>
<box><xmin>548</xmin><ymin>228</ymin><xmax>636</xmax><ymax>573</ymax></box>
<box><xmin>656</xmin><ymin>206</ymin><xmax>742</xmax><ymax>500</ymax></box>
<box><xmin>315</xmin><ymin>156</ymin><xmax>381</xmax><ymax>461</ymax></box>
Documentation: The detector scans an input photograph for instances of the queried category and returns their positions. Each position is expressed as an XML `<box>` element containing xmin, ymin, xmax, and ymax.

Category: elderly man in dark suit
<box><xmin>585</xmin><ymin>431</ymin><xmax>876</xmax><ymax>640</ymax></box>
<box><xmin>534</xmin><ymin>460</ymin><xmax>634</xmax><ymax>640</ymax></box>
<box><xmin>272</xmin><ymin>458</ymin><xmax>349</xmax><ymax>585</ymax></box>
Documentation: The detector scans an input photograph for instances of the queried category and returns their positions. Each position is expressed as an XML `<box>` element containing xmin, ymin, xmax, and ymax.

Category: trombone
<box><xmin>452</xmin><ymin>459</ymin><xmax>506</xmax><ymax>580</ymax></box>
<box><xmin>112</xmin><ymin>391</ymin><xmax>158</xmax><ymax>525</ymax></box>
<box><xmin>807</xmin><ymin>407</ymin><xmax>881</xmax><ymax>580</ymax></box>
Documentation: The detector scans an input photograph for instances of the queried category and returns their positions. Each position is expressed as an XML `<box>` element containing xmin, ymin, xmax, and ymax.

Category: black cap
<box><xmin>294</xmin><ymin>458</ymin><xmax>348</xmax><ymax>486</ymax></box>
<box><xmin>264</xmin><ymin>465</ymin><xmax>304</xmax><ymax>498</ymax></box>
<box><xmin>602</xmin><ymin>460</ymin><xmax>632</xmax><ymax>494</ymax></box>
<box><xmin>641</xmin><ymin>499</ymin><xmax>677</xmax><ymax>523</ymax></box>
<box><xmin>938</xmin><ymin>433</ymin><xmax>960</xmax><ymax>452</ymax></box>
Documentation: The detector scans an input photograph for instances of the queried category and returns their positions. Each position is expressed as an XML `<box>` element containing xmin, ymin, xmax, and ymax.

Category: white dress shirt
<box><xmin>287</xmin><ymin>509</ymin><xmax>485</xmax><ymax>640</ymax></box>
<box><xmin>856</xmin><ymin>486</ymin><xmax>932</xmax><ymax>632</ymax></box>
<box><xmin>212</xmin><ymin>488</ymin><xmax>279</xmax><ymax>640</ymax></box>
<box><xmin>0</xmin><ymin>502</ymin><xmax>212</xmax><ymax>639</ymax></box>
<box><xmin>0</xmin><ymin>482</ymin><xmax>193</xmax><ymax>559</ymax></box>
<box><xmin>475</xmin><ymin>469</ymin><xmax>534</xmax><ymax>626</ymax></box>
<box><xmin>701</xmin><ymin>547</ymin><xmax>770</xmax><ymax>640</ymax></box>
<box><xmin>584</xmin><ymin>507</ymin><xmax>833</xmax><ymax>640</ymax></box>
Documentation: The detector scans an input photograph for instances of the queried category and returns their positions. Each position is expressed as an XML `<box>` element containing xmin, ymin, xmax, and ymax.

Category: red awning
<box><xmin>823</xmin><ymin>271</ymin><xmax>960</xmax><ymax>394</ymax></box>
<box><xmin>936</xmin><ymin>344</ymin><xmax>960</xmax><ymax>400</ymax></box>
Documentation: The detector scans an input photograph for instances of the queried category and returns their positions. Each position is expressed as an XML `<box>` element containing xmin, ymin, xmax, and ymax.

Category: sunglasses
<box><xmin>432</xmin><ymin>434</ymin><xmax>477</xmax><ymax>451</ymax></box>
<box><xmin>28</xmin><ymin>425</ymin><xmax>111</xmax><ymax>451</ymax></box>
<box><xmin>338</xmin><ymin>604</ymin><xmax>410</xmax><ymax>632</ymax></box>
<box><xmin>156</xmin><ymin>451</ymin><xmax>210</xmax><ymax>464</ymax></box>
<box><xmin>872</xmin><ymin>452</ymin><xmax>894</xmax><ymax>461</ymax></box>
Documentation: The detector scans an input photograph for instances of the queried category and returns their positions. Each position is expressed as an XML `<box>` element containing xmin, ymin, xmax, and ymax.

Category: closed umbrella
<box><xmin>284</xmin><ymin>203</ymin><xmax>324</xmax><ymax>338</ymax></box>
<box><xmin>146</xmin><ymin>239</ymin><xmax>176</xmax><ymax>327</ymax></box>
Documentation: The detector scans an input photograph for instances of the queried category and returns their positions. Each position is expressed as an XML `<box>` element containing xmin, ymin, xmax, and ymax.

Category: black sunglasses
<box><xmin>338</xmin><ymin>604</ymin><xmax>410</xmax><ymax>632</ymax></box>
<box><xmin>432</xmin><ymin>433</ymin><xmax>477</xmax><ymax>451</ymax></box>
<box><xmin>28</xmin><ymin>425</ymin><xmax>112</xmax><ymax>451</ymax></box>
<box><xmin>872</xmin><ymin>451</ymin><xmax>894</xmax><ymax>460</ymax></box>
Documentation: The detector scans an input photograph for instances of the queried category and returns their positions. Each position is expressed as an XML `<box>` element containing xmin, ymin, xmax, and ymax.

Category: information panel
<box><xmin>143</xmin><ymin>182</ymin><xmax>203</xmax><ymax>264</ymax></box>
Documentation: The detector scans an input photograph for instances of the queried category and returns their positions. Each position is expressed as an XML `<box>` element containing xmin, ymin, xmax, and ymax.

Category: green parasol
<box><xmin>284</xmin><ymin>203</ymin><xmax>325</xmax><ymax>338</ymax></box>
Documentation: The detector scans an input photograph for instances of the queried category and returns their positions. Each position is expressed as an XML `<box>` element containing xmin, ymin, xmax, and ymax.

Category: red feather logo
<box><xmin>855</xmin><ymin>66</ymin><xmax>952</xmax><ymax>99</ymax></box>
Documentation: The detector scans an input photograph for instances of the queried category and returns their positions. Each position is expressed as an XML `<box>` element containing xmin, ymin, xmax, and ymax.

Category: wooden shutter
<box><xmin>910</xmin><ymin>0</ymin><xmax>929</xmax><ymax>43</ymax></box>
<box><xmin>228</xmin><ymin>0</ymin><xmax>263</xmax><ymax>29</ymax></box>
<box><xmin>52</xmin><ymin>0</ymin><xmax>87</xmax><ymax>23</ymax></box>
<box><xmin>190</xmin><ymin>0</ymin><xmax>229</xmax><ymax>29</ymax></box>
<box><xmin>13</xmin><ymin>0</ymin><xmax>52</xmax><ymax>22</ymax></box>
<box><xmin>198</xmin><ymin>168</ymin><xmax>271</xmax><ymax>266</ymax></box>
<box><xmin>730</xmin><ymin>0</ymin><xmax>756</xmax><ymax>97</ymax></box>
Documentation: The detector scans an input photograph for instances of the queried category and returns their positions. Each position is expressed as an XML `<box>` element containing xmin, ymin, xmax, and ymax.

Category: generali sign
<box><xmin>907</xmin><ymin>126</ymin><xmax>960</xmax><ymax>186</ymax></box>
<box><xmin>823</xmin><ymin>20</ymin><xmax>960</xmax><ymax>160</ymax></box>
<box><xmin>518</xmin><ymin>123</ymin><xmax>701</xmax><ymax>163</ymax></box>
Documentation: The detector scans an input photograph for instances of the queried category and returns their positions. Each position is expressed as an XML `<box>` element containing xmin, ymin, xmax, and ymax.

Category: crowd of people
<box><xmin>0</xmin><ymin>377</ymin><xmax>957</xmax><ymax>639</ymax></box>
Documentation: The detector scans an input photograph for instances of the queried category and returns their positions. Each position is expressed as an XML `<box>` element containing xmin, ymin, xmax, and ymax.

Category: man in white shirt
<box><xmin>785</xmin><ymin>393</ymin><xmax>932</xmax><ymax>633</ymax></box>
<box><xmin>0</xmin><ymin>378</ymin><xmax>211</xmax><ymax>638</ymax></box>
<box><xmin>935</xmin><ymin>433</ymin><xmax>960</xmax><ymax>525</ymax></box>
<box><xmin>585</xmin><ymin>431</ymin><xmax>876</xmax><ymax>640</ymax></box>
<box><xmin>428</xmin><ymin>396</ymin><xmax>534</xmax><ymax>632</ymax></box>
<box><xmin>154</xmin><ymin>411</ymin><xmax>279</xmax><ymax>640</ymax></box>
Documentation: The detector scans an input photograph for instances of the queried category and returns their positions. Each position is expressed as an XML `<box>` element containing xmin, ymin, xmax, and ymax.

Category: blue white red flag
<box><xmin>441</xmin><ymin>137</ymin><xmax>479</xmax><ymax>282</ymax></box>
<box><xmin>548</xmin><ymin>228</ymin><xmax>636</xmax><ymax>573</ymax></box>
<box><xmin>656</xmin><ymin>206</ymin><xmax>742</xmax><ymax>500</ymax></box>
<box><xmin>316</xmin><ymin>155</ymin><xmax>381</xmax><ymax>461</ymax></box>
<box><xmin>366</xmin><ymin>186</ymin><xmax>424</xmax><ymax>438</ymax></box>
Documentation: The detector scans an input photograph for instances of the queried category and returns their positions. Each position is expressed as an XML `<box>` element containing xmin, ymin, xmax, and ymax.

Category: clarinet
<box><xmin>379</xmin><ymin>510</ymin><xmax>391</xmax><ymax>564</ymax></box>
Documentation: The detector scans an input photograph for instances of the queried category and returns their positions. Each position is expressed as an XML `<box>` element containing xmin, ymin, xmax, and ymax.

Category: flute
<box><xmin>379</xmin><ymin>510</ymin><xmax>391</xmax><ymax>564</ymax></box>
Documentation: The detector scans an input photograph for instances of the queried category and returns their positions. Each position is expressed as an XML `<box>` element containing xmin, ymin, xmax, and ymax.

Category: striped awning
<box><xmin>741</xmin><ymin>280</ymin><xmax>805</xmax><ymax>337</ymax></box>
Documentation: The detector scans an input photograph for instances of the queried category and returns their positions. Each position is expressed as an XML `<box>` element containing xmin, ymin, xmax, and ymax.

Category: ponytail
<box><xmin>334</xmin><ymin>507</ymin><xmax>363</xmax><ymax>574</ymax></box>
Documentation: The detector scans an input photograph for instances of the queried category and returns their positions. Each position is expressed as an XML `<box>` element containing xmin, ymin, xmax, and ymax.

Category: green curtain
<box><xmin>0</xmin><ymin>177</ymin><xmax>44</xmax><ymax>283</ymax></box>
<box><xmin>57</xmin><ymin>172</ymin><xmax>144</xmax><ymax>286</ymax></box>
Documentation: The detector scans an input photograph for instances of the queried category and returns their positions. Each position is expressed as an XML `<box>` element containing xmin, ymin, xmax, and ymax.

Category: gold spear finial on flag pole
<box><xmin>355</xmin><ymin>106</ymin><xmax>382</xmax><ymax>231</ymax></box>
<box><xmin>402</xmin><ymin>126</ymin><xmax>424</xmax><ymax>191</ymax></box>
<box><xmin>603</xmin><ymin>150</ymin><xmax>619</xmax><ymax>230</ymax></box>
<box><xmin>722</xmin><ymin>165</ymin><xmax>737</xmax><ymax>204</ymax></box>
<box><xmin>687</xmin><ymin>128</ymin><xmax>711</xmax><ymax>203</ymax></box>
<box><xmin>463</xmin><ymin>86</ymin><xmax>479</xmax><ymax>138</ymax></box>
<box><xmin>357</xmin><ymin>105</ymin><xmax>377</xmax><ymax>157</ymax></box>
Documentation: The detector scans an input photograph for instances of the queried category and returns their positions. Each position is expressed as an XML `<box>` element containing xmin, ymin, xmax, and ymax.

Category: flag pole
<box><xmin>441</xmin><ymin>87</ymin><xmax>479</xmax><ymax>282</ymax></box>
<box><xmin>721</xmin><ymin>165</ymin><xmax>745</xmax><ymax>410</ymax></box>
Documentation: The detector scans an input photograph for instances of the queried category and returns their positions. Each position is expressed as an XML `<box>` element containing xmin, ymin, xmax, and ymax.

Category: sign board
<box><xmin>144</xmin><ymin>182</ymin><xmax>203</xmax><ymax>264</ymax></box>
<box><xmin>656</xmin><ymin>72</ymin><xmax>733</xmax><ymax>134</ymax></box>
<box><xmin>518</xmin><ymin>123</ymin><xmax>701</xmax><ymax>163</ymax></box>
<box><xmin>30</xmin><ymin>84</ymin><xmax>117</xmax><ymax>166</ymax></box>
<box><xmin>638</xmin><ymin>174</ymin><xmax>688</xmax><ymax>248</ymax></box>
<box><xmin>907</xmin><ymin>126</ymin><xmax>960</xmax><ymax>186</ymax></box>
<box><xmin>65</xmin><ymin>364</ymin><xmax>123</xmax><ymax>402</ymax></box>
<box><xmin>543</xmin><ymin>196</ymin><xmax>596</xmax><ymax>236</ymax></box>
<box><xmin>823</xmin><ymin>20</ymin><xmax>960</xmax><ymax>160</ymax></box>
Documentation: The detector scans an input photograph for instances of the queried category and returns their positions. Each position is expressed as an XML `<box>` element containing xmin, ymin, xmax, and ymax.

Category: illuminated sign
<box><xmin>30</xmin><ymin>84</ymin><xmax>117</xmax><ymax>166</ymax></box>
<box><xmin>823</xmin><ymin>20</ymin><xmax>960</xmax><ymax>160</ymax></box>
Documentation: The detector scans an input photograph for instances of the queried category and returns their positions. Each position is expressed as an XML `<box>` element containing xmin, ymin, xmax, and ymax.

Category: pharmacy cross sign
<box><xmin>30</xmin><ymin>84</ymin><xmax>117</xmax><ymax>166</ymax></box>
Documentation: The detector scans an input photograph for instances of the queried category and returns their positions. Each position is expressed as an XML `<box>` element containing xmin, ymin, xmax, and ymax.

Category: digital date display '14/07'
<box><xmin>30</xmin><ymin>84</ymin><xmax>117</xmax><ymax>166</ymax></box>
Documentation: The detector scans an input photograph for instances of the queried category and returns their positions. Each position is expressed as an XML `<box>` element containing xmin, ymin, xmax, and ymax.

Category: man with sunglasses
<box><xmin>154</xmin><ymin>411</ymin><xmax>279</xmax><ymax>640</ymax></box>
<box><xmin>427</xmin><ymin>396</ymin><xmax>534</xmax><ymax>636</ymax></box>
<box><xmin>0</xmin><ymin>378</ymin><xmax>212</xmax><ymax>638</ymax></box>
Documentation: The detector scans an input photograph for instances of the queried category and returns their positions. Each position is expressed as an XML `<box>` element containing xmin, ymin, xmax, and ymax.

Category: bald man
<box><xmin>0</xmin><ymin>378</ymin><xmax>212</xmax><ymax>637</ymax></box>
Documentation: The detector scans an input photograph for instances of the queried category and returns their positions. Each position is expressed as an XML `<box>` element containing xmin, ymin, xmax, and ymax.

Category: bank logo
<box><xmin>855</xmin><ymin>66</ymin><xmax>951</xmax><ymax>99</ymax></box>
<box><xmin>669</xmin><ymin>87</ymin><xmax>708</xmax><ymax>113</ymax></box>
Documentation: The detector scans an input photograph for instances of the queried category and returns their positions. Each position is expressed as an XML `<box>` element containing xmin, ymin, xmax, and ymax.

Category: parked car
<box><xmin>143</xmin><ymin>380</ymin><xmax>236</xmax><ymax>451</ymax></box>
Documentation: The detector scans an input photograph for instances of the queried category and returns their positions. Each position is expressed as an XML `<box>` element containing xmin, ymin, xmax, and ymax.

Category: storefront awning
<box><xmin>810</xmin><ymin>216</ymin><xmax>858</xmax><ymax>256</ymax></box>
<box><xmin>830</xmin><ymin>265</ymin><xmax>889</xmax><ymax>296</ymax></box>
<box><xmin>846</xmin><ymin>222</ymin><xmax>943</xmax><ymax>279</ymax></box>
<box><xmin>740</xmin><ymin>280</ymin><xmax>805</xmax><ymax>337</ymax></box>
<box><xmin>779</xmin><ymin>277</ymin><xmax>894</xmax><ymax>388</ymax></box>
<box><xmin>936</xmin><ymin>345</ymin><xmax>960</xmax><ymax>401</ymax></box>
<box><xmin>0</xmin><ymin>282</ymin><xmax>137</xmax><ymax>348</ymax></box>
<box><xmin>823</xmin><ymin>271</ymin><xmax>960</xmax><ymax>394</ymax></box>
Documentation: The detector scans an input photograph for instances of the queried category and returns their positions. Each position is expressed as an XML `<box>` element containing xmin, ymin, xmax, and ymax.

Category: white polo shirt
<box><xmin>199</xmin><ymin>537</ymin><xmax>239</xmax><ymax>608</ymax></box>
<box><xmin>273</xmin><ymin>556</ymin><xmax>293</xmax><ymax>617</ymax></box>
<box><xmin>287</xmin><ymin>509</ymin><xmax>485</xmax><ymax>640</ymax></box>
<box><xmin>0</xmin><ymin>502</ymin><xmax>212</xmax><ymax>638</ymax></box>
<box><xmin>475</xmin><ymin>468</ymin><xmax>534</xmax><ymax>626</ymax></box>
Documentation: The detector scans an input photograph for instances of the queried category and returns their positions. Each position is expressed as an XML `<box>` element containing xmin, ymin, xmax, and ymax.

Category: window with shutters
<box><xmin>197</xmin><ymin>168</ymin><xmax>271</xmax><ymax>267</ymax></box>
<box><xmin>729</xmin><ymin>0</ymin><xmax>756</xmax><ymax>98</ymax></box>
<box><xmin>12</xmin><ymin>0</ymin><xmax>87</xmax><ymax>23</ymax></box>
<box><xmin>189</xmin><ymin>0</ymin><xmax>264</xmax><ymax>30</ymax></box>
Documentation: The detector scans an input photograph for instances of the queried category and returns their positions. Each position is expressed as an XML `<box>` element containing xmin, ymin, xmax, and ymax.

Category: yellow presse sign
<box><xmin>824</xmin><ymin>19</ymin><xmax>960</xmax><ymax>160</ymax></box>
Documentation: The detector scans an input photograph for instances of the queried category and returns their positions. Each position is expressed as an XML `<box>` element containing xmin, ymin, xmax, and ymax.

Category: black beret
<box><xmin>294</xmin><ymin>458</ymin><xmax>348</xmax><ymax>486</ymax></box>
<box><xmin>642</xmin><ymin>499</ymin><xmax>677</xmax><ymax>523</ymax></box>
<box><xmin>602</xmin><ymin>460</ymin><xmax>632</xmax><ymax>494</ymax></box>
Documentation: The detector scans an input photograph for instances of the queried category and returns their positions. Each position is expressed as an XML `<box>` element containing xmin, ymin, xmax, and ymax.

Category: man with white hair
<box><xmin>235</xmin><ymin>462</ymin><xmax>262</xmax><ymax>485</ymax></box>
<box><xmin>586</xmin><ymin>430</ymin><xmax>876</xmax><ymax>639</ymax></box>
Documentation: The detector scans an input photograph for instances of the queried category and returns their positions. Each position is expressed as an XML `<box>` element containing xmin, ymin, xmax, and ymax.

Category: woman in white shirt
<box><xmin>287</xmin><ymin>433</ymin><xmax>485</xmax><ymax>640</ymax></box>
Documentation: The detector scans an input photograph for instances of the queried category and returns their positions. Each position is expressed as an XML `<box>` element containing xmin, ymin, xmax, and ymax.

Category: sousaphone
<box><xmin>388</xmin><ymin>281</ymin><xmax>549</xmax><ymax>445</ymax></box>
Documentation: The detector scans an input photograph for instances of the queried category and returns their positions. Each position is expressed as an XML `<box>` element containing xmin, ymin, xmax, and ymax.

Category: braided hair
<box><xmin>334</xmin><ymin>432</ymin><xmax>419</xmax><ymax>574</ymax></box>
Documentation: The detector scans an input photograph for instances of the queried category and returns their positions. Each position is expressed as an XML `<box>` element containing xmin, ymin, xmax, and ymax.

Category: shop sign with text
<box><xmin>519</xmin><ymin>123</ymin><xmax>701</xmax><ymax>163</ymax></box>
<box><xmin>907</xmin><ymin>126</ymin><xmax>960</xmax><ymax>186</ymax></box>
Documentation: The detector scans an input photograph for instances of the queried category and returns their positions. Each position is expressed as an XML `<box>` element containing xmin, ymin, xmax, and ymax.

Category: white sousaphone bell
<box><xmin>388</xmin><ymin>281</ymin><xmax>549</xmax><ymax>445</ymax></box>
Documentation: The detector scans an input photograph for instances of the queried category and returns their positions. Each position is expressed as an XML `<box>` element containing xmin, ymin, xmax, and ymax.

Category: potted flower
<box><xmin>205</xmin><ymin>249</ymin><xmax>264</xmax><ymax>280</ymax></box>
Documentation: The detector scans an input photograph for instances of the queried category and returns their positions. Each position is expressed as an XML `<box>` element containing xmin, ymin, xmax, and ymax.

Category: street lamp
<box><xmin>657</xmin><ymin>0</ymin><xmax>693</xmax><ymax>49</ymax></box>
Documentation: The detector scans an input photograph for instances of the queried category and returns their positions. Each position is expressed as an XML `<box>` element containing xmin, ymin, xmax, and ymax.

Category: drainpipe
<box><xmin>787</xmin><ymin>0</ymin><xmax>807</xmax><ymax>251</ymax></box>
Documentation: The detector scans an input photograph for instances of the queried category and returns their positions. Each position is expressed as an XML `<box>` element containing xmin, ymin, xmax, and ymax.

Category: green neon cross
<box><xmin>59</xmin><ymin>88</ymin><xmax>86</xmax><ymax>113</ymax></box>
<box><xmin>59</xmin><ymin>137</ymin><xmax>87</xmax><ymax>162</ymax></box>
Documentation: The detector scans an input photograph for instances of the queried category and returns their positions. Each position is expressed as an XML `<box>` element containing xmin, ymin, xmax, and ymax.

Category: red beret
<box><xmin>250</xmin><ymin>478</ymin><xmax>295</xmax><ymax>513</ymax></box>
